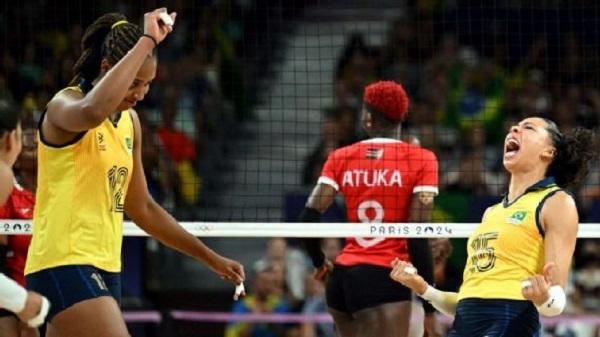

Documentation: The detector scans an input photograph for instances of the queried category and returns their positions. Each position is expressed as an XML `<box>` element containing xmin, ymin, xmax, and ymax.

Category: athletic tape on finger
<box><xmin>159</xmin><ymin>12</ymin><xmax>173</xmax><ymax>26</ymax></box>
<box><xmin>234</xmin><ymin>283</ymin><xmax>245</xmax><ymax>300</ymax></box>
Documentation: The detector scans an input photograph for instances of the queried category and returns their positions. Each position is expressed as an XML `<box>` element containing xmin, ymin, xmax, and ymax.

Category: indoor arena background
<box><xmin>2</xmin><ymin>1</ymin><xmax>600</xmax><ymax>336</ymax></box>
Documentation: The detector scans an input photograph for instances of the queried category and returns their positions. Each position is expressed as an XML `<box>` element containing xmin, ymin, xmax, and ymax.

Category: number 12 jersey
<box><xmin>26</xmin><ymin>86</ymin><xmax>134</xmax><ymax>275</ymax></box>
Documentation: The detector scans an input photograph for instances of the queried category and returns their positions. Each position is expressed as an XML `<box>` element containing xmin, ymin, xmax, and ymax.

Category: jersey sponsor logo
<box><xmin>366</xmin><ymin>148</ymin><xmax>383</xmax><ymax>159</ymax></box>
<box><xmin>507</xmin><ymin>210</ymin><xmax>528</xmax><ymax>225</ymax></box>
<box><xmin>468</xmin><ymin>232</ymin><xmax>499</xmax><ymax>273</ymax></box>
<box><xmin>341</xmin><ymin>169</ymin><xmax>402</xmax><ymax>187</ymax></box>
<box><xmin>97</xmin><ymin>132</ymin><xmax>106</xmax><ymax>151</ymax></box>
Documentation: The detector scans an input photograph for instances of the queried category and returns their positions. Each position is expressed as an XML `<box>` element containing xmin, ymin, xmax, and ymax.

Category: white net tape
<box><xmin>2</xmin><ymin>220</ymin><xmax>599</xmax><ymax>238</ymax></box>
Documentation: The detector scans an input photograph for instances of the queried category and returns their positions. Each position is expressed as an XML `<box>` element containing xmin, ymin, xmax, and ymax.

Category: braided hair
<box><xmin>70</xmin><ymin>13</ymin><xmax>145</xmax><ymax>85</ymax></box>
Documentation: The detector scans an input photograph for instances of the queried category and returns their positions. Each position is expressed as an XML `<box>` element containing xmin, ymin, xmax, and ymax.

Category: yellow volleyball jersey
<box><xmin>25</xmin><ymin>86</ymin><xmax>134</xmax><ymax>274</ymax></box>
<box><xmin>458</xmin><ymin>178</ymin><xmax>561</xmax><ymax>301</ymax></box>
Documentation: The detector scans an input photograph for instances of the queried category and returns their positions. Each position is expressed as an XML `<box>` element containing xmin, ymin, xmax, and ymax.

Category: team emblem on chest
<box><xmin>125</xmin><ymin>136</ymin><xmax>133</xmax><ymax>155</ymax></box>
<box><xmin>507</xmin><ymin>210</ymin><xmax>527</xmax><ymax>225</ymax></box>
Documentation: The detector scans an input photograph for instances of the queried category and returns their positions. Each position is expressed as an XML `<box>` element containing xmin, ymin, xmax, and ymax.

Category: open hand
<box><xmin>209</xmin><ymin>255</ymin><xmax>245</xmax><ymax>285</ymax></box>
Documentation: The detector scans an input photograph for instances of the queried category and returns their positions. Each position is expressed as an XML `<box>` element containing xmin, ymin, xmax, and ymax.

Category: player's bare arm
<box><xmin>305</xmin><ymin>183</ymin><xmax>337</xmax><ymax>213</ymax></box>
<box><xmin>43</xmin><ymin>9</ymin><xmax>175</xmax><ymax>142</ymax></box>
<box><xmin>522</xmin><ymin>191</ymin><xmax>577</xmax><ymax>308</ymax></box>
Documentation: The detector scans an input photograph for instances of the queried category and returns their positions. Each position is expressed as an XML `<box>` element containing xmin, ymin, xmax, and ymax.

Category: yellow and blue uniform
<box><xmin>25</xmin><ymin>85</ymin><xmax>134</xmax><ymax>320</ymax></box>
<box><xmin>448</xmin><ymin>177</ymin><xmax>561</xmax><ymax>337</ymax></box>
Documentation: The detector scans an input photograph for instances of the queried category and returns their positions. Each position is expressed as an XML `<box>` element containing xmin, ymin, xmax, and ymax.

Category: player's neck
<box><xmin>507</xmin><ymin>169</ymin><xmax>546</xmax><ymax>202</ymax></box>
<box><xmin>370</xmin><ymin>129</ymin><xmax>401</xmax><ymax>140</ymax></box>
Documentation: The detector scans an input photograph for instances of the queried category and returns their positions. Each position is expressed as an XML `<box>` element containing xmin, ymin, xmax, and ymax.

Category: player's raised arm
<box><xmin>44</xmin><ymin>9</ymin><xmax>176</xmax><ymax>136</ymax></box>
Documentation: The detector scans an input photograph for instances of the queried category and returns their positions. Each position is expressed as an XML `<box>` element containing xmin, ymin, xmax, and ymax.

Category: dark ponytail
<box><xmin>70</xmin><ymin>13</ymin><xmax>143</xmax><ymax>85</ymax></box>
<box><xmin>0</xmin><ymin>98</ymin><xmax>20</xmax><ymax>137</ymax></box>
<box><xmin>545</xmin><ymin>119</ymin><xmax>596</xmax><ymax>188</ymax></box>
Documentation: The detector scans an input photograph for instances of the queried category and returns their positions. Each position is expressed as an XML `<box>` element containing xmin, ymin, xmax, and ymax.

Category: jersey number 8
<box><xmin>356</xmin><ymin>200</ymin><xmax>385</xmax><ymax>248</ymax></box>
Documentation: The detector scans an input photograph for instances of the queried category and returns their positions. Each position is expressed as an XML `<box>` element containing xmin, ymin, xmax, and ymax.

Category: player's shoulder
<box><xmin>327</xmin><ymin>141</ymin><xmax>362</xmax><ymax>159</ymax></box>
<box><xmin>542</xmin><ymin>188</ymin><xmax>576</xmax><ymax>211</ymax></box>
<box><xmin>46</xmin><ymin>86</ymin><xmax>85</xmax><ymax>113</ymax></box>
<box><xmin>51</xmin><ymin>86</ymin><xmax>85</xmax><ymax>101</ymax></box>
<box><xmin>126</xmin><ymin>109</ymin><xmax>141</xmax><ymax>133</ymax></box>
<box><xmin>405</xmin><ymin>143</ymin><xmax>436</xmax><ymax>156</ymax></box>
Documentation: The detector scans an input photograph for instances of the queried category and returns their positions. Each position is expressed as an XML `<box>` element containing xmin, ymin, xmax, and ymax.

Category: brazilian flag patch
<box><xmin>507</xmin><ymin>210</ymin><xmax>527</xmax><ymax>225</ymax></box>
<box><xmin>125</xmin><ymin>136</ymin><xmax>133</xmax><ymax>154</ymax></box>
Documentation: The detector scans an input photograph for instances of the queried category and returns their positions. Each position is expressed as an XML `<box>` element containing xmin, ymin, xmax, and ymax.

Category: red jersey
<box><xmin>0</xmin><ymin>184</ymin><xmax>34</xmax><ymax>286</ymax></box>
<box><xmin>318</xmin><ymin>138</ymin><xmax>438</xmax><ymax>268</ymax></box>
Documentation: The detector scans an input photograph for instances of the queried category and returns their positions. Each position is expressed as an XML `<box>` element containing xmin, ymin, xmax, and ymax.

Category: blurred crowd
<box><xmin>225</xmin><ymin>238</ymin><xmax>341</xmax><ymax>337</ymax></box>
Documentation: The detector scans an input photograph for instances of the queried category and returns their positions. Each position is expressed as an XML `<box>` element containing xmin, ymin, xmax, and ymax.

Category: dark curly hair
<box><xmin>70</xmin><ymin>13</ymin><xmax>145</xmax><ymax>85</ymax></box>
<box><xmin>544</xmin><ymin>119</ymin><xmax>596</xmax><ymax>188</ymax></box>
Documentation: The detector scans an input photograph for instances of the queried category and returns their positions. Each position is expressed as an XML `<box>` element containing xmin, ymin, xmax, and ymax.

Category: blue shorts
<box><xmin>447</xmin><ymin>298</ymin><xmax>540</xmax><ymax>337</ymax></box>
<box><xmin>25</xmin><ymin>265</ymin><xmax>121</xmax><ymax>322</ymax></box>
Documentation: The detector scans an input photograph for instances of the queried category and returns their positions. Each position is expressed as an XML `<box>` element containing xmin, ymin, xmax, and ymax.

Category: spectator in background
<box><xmin>254</xmin><ymin>238</ymin><xmax>309</xmax><ymax>305</ymax></box>
<box><xmin>518</xmin><ymin>69</ymin><xmax>552</xmax><ymax>117</ymax></box>
<box><xmin>380</xmin><ymin>18</ymin><xmax>420</xmax><ymax>95</ymax></box>
<box><xmin>139</xmin><ymin>112</ymin><xmax>178</xmax><ymax>211</ymax></box>
<box><xmin>302</xmin><ymin>106</ymin><xmax>358</xmax><ymax>186</ymax></box>
<box><xmin>444</xmin><ymin>123</ymin><xmax>504</xmax><ymax>196</ymax></box>
<box><xmin>335</xmin><ymin>34</ymin><xmax>377</xmax><ymax>109</ymax></box>
<box><xmin>301</xmin><ymin>275</ymin><xmax>335</xmax><ymax>337</ymax></box>
<box><xmin>157</xmin><ymin>84</ymin><xmax>201</xmax><ymax>205</ymax></box>
<box><xmin>15</xmin><ymin>44</ymin><xmax>43</xmax><ymax>100</ymax></box>
<box><xmin>445</xmin><ymin>49</ymin><xmax>506</xmax><ymax>144</ymax></box>
<box><xmin>300</xmin><ymin>238</ymin><xmax>341</xmax><ymax>337</ymax></box>
<box><xmin>551</xmin><ymin>239</ymin><xmax>600</xmax><ymax>337</ymax></box>
<box><xmin>225</xmin><ymin>264</ymin><xmax>291</xmax><ymax>337</ymax></box>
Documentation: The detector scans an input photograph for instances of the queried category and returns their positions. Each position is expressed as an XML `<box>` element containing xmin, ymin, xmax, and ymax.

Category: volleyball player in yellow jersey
<box><xmin>24</xmin><ymin>9</ymin><xmax>245</xmax><ymax>337</ymax></box>
<box><xmin>390</xmin><ymin>117</ymin><xmax>595</xmax><ymax>337</ymax></box>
